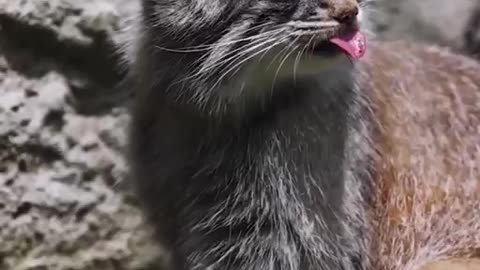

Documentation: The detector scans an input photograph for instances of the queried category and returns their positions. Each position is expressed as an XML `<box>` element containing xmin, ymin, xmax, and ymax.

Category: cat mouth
<box><xmin>329</xmin><ymin>31</ymin><xmax>367</xmax><ymax>59</ymax></box>
<box><xmin>303</xmin><ymin>30</ymin><xmax>367</xmax><ymax>59</ymax></box>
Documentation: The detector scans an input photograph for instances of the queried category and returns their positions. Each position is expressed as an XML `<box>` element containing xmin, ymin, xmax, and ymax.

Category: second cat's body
<box><xmin>360</xmin><ymin>41</ymin><xmax>480</xmax><ymax>270</ymax></box>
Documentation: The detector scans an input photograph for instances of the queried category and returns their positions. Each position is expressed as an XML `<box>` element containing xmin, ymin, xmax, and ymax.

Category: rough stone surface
<box><xmin>0</xmin><ymin>0</ymin><xmax>478</xmax><ymax>269</ymax></box>
<box><xmin>368</xmin><ymin>0</ymin><xmax>480</xmax><ymax>56</ymax></box>
<box><xmin>0</xmin><ymin>1</ymin><xmax>165</xmax><ymax>269</ymax></box>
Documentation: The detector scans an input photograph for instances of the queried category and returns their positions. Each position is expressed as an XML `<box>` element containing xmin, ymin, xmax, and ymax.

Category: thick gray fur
<box><xmin>126</xmin><ymin>0</ymin><xmax>374</xmax><ymax>269</ymax></box>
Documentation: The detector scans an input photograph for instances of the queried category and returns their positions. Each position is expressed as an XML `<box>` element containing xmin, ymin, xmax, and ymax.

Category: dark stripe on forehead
<box><xmin>221</xmin><ymin>0</ymin><xmax>295</xmax><ymax>60</ymax></box>
<box><xmin>250</xmin><ymin>0</ymin><xmax>300</xmax><ymax>19</ymax></box>
<box><xmin>225</xmin><ymin>19</ymin><xmax>260</xmax><ymax>60</ymax></box>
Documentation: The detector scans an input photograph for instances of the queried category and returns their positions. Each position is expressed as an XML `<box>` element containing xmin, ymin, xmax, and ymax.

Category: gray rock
<box><xmin>369</xmin><ymin>0</ymin><xmax>480</xmax><ymax>56</ymax></box>
<box><xmin>0</xmin><ymin>55</ymin><xmax>164</xmax><ymax>270</ymax></box>
<box><xmin>0</xmin><ymin>0</ymin><xmax>138</xmax><ymax>45</ymax></box>
<box><xmin>0</xmin><ymin>1</ymin><xmax>165</xmax><ymax>269</ymax></box>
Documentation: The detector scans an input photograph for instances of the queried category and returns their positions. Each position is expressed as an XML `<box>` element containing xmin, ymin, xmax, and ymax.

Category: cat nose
<box><xmin>324</xmin><ymin>0</ymin><xmax>359</xmax><ymax>23</ymax></box>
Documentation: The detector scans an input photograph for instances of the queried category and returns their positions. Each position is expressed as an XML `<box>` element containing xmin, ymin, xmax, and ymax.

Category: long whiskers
<box><xmin>205</xmin><ymin>37</ymin><xmax>290</xmax><ymax>100</ymax></box>
<box><xmin>165</xmin><ymin>31</ymin><xmax>279</xmax><ymax>95</ymax></box>
<box><xmin>154</xmin><ymin>22</ymin><xmax>275</xmax><ymax>53</ymax></box>
<box><xmin>271</xmin><ymin>38</ymin><xmax>301</xmax><ymax>93</ymax></box>
<box><xmin>166</xmin><ymin>23</ymin><xmax>339</xmax><ymax>108</ymax></box>
<box><xmin>197</xmin><ymin>28</ymin><xmax>285</xmax><ymax>75</ymax></box>
<box><xmin>173</xmin><ymin>29</ymin><xmax>284</xmax><ymax>89</ymax></box>
<box><xmin>293</xmin><ymin>37</ymin><xmax>311</xmax><ymax>83</ymax></box>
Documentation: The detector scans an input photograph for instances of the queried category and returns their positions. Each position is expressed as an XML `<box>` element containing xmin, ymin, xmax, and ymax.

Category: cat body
<box><xmin>125</xmin><ymin>0</ymin><xmax>480</xmax><ymax>269</ymax></box>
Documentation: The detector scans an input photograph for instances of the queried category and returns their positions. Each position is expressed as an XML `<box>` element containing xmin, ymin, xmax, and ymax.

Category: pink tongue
<box><xmin>330</xmin><ymin>31</ymin><xmax>367</xmax><ymax>59</ymax></box>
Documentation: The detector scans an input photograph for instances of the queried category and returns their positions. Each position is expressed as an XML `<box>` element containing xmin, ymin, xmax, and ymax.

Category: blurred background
<box><xmin>0</xmin><ymin>0</ymin><xmax>478</xmax><ymax>269</ymax></box>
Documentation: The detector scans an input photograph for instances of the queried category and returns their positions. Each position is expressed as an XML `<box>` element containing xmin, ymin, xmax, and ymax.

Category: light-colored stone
<box><xmin>369</xmin><ymin>0</ymin><xmax>480</xmax><ymax>55</ymax></box>
<box><xmin>0</xmin><ymin>56</ymin><xmax>163</xmax><ymax>269</ymax></box>
<box><xmin>0</xmin><ymin>1</ymin><xmax>161</xmax><ymax>269</ymax></box>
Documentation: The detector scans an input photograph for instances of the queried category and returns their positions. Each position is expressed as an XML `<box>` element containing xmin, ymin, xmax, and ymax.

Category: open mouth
<box><xmin>232</xmin><ymin>29</ymin><xmax>367</xmax><ymax>90</ymax></box>
<box><xmin>329</xmin><ymin>31</ymin><xmax>367</xmax><ymax>59</ymax></box>
<box><xmin>305</xmin><ymin>30</ymin><xmax>367</xmax><ymax>59</ymax></box>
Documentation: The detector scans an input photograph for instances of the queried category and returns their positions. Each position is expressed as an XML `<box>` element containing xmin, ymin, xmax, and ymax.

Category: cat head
<box><xmin>139</xmin><ymin>0</ymin><xmax>371</xmax><ymax>113</ymax></box>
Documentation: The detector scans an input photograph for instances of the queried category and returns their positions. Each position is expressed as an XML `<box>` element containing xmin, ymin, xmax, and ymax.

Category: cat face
<box><xmin>145</xmin><ymin>0</ymin><xmax>366</xmax><ymax>40</ymax></box>
<box><xmin>141</xmin><ymin>0</ymin><xmax>369</xmax><ymax>111</ymax></box>
<box><xmin>145</xmin><ymin>0</ymin><xmax>367</xmax><ymax>24</ymax></box>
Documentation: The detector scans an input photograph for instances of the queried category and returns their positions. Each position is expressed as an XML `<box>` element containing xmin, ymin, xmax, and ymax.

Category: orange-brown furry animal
<box><xmin>359</xmin><ymin>41</ymin><xmax>480</xmax><ymax>270</ymax></box>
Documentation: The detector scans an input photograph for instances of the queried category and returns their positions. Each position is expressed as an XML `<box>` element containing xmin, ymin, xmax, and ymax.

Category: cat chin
<box><xmin>217</xmin><ymin>45</ymin><xmax>350</xmax><ymax>101</ymax></box>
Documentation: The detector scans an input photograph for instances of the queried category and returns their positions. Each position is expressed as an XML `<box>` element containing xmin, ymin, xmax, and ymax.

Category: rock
<box><xmin>0</xmin><ymin>1</ymin><xmax>165</xmax><ymax>269</ymax></box>
<box><xmin>368</xmin><ymin>0</ymin><xmax>480</xmax><ymax>56</ymax></box>
<box><xmin>0</xmin><ymin>0</ymin><xmax>139</xmax><ymax>114</ymax></box>
<box><xmin>465</xmin><ymin>5</ymin><xmax>480</xmax><ymax>55</ymax></box>
<box><xmin>0</xmin><ymin>55</ymin><xmax>164</xmax><ymax>270</ymax></box>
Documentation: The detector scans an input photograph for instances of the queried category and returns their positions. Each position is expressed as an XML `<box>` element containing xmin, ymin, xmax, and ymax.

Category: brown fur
<box><xmin>359</xmin><ymin>41</ymin><xmax>480</xmax><ymax>270</ymax></box>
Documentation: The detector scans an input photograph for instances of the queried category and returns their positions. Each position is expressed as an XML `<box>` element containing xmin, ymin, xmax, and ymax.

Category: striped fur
<box><xmin>124</xmin><ymin>1</ymin><xmax>480</xmax><ymax>270</ymax></box>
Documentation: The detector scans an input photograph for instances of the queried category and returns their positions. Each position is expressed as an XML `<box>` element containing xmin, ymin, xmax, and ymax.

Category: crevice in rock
<box><xmin>0</xmin><ymin>14</ymin><xmax>123</xmax><ymax>86</ymax></box>
<box><xmin>465</xmin><ymin>5</ymin><xmax>480</xmax><ymax>56</ymax></box>
<box><xmin>0</xmin><ymin>14</ymin><xmax>131</xmax><ymax>114</ymax></box>
<box><xmin>0</xmin><ymin>134</ymin><xmax>64</xmax><ymax>169</ymax></box>
<box><xmin>12</xmin><ymin>202</ymin><xmax>33</xmax><ymax>219</ymax></box>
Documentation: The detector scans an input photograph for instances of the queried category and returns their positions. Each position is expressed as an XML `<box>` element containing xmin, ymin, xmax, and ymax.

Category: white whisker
<box><xmin>154</xmin><ymin>22</ymin><xmax>276</xmax><ymax>53</ymax></box>
<box><xmin>293</xmin><ymin>40</ymin><xmax>309</xmax><ymax>83</ymax></box>
<box><xmin>206</xmin><ymin>37</ymin><xmax>289</xmax><ymax>97</ymax></box>
<box><xmin>271</xmin><ymin>38</ymin><xmax>300</xmax><ymax>92</ymax></box>
<box><xmin>168</xmin><ymin>34</ymin><xmax>277</xmax><ymax>89</ymax></box>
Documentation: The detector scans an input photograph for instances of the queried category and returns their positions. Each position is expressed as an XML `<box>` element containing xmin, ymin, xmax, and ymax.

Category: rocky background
<box><xmin>367</xmin><ymin>0</ymin><xmax>480</xmax><ymax>57</ymax></box>
<box><xmin>0</xmin><ymin>0</ymin><xmax>479</xmax><ymax>269</ymax></box>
